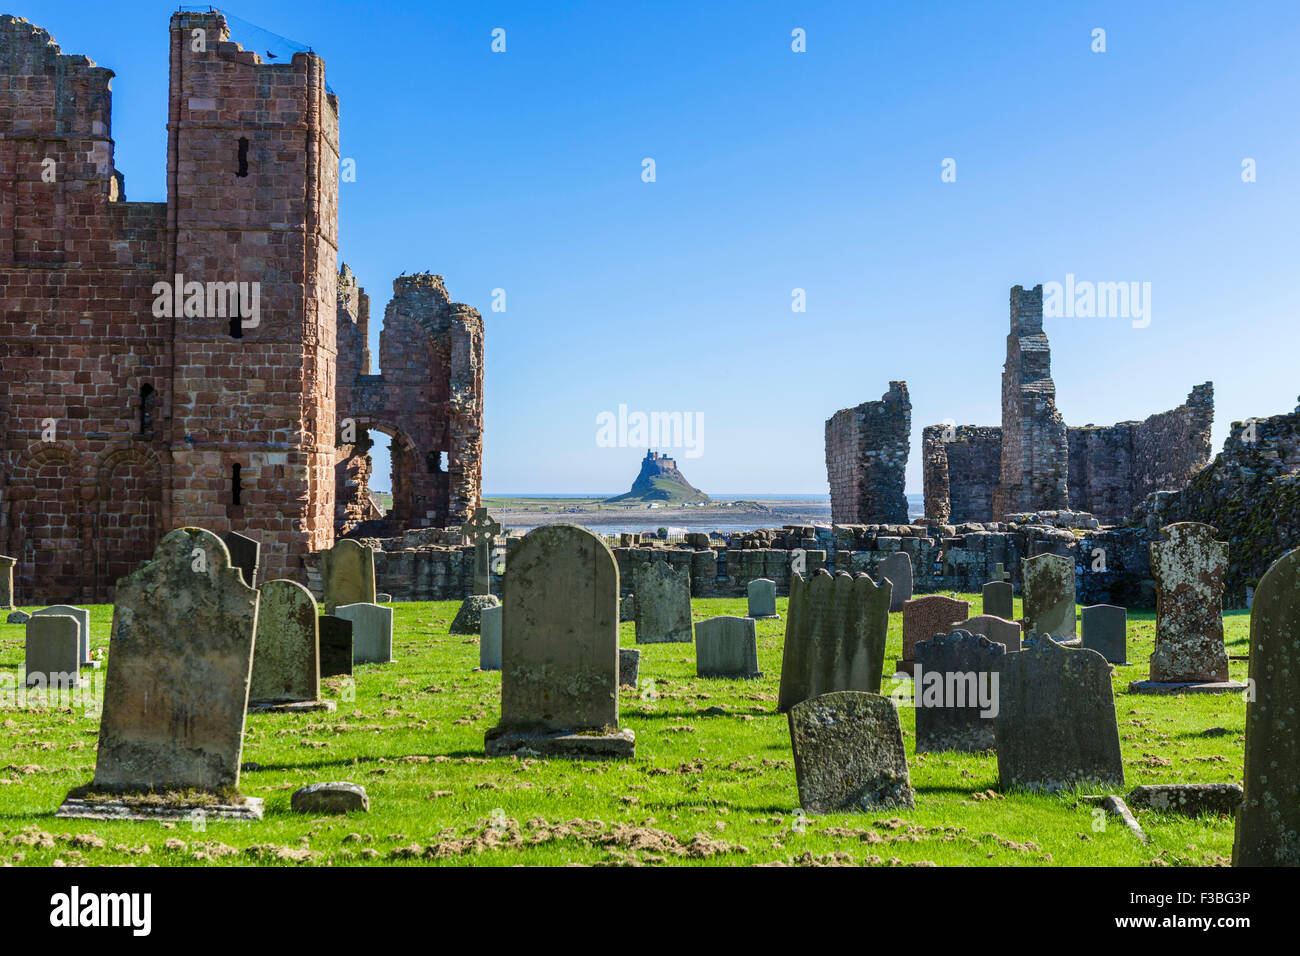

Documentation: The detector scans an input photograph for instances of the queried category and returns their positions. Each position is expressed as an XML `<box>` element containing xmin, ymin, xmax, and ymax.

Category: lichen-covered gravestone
<box><xmin>1021</xmin><ymin>553</ymin><xmax>1076</xmax><ymax>641</ymax></box>
<box><xmin>1081</xmin><ymin>604</ymin><xmax>1128</xmax><ymax>665</ymax></box>
<box><xmin>248</xmin><ymin>579</ymin><xmax>332</xmax><ymax>712</ymax></box>
<box><xmin>59</xmin><ymin>528</ymin><xmax>263</xmax><ymax>820</ymax></box>
<box><xmin>982</xmin><ymin>563</ymin><xmax>1013</xmax><ymax>620</ymax></box>
<box><xmin>25</xmin><ymin>614</ymin><xmax>83</xmax><ymax>689</ymax></box>
<box><xmin>695</xmin><ymin>616</ymin><xmax>761</xmax><ymax>678</ymax></box>
<box><xmin>956</xmin><ymin>614</ymin><xmax>1022</xmax><ymax>653</ymax></box>
<box><xmin>633</xmin><ymin>559</ymin><xmax>692</xmax><ymax>644</ymax></box>
<box><xmin>619</xmin><ymin>648</ymin><xmax>640</xmax><ymax>688</ymax></box>
<box><xmin>747</xmin><ymin>578</ymin><xmax>778</xmax><ymax>618</ymax></box>
<box><xmin>335</xmin><ymin>603</ymin><xmax>393</xmax><ymax>665</ymax></box>
<box><xmin>485</xmin><ymin>524</ymin><xmax>634</xmax><ymax>758</ymax></box>
<box><xmin>995</xmin><ymin>637</ymin><xmax>1124</xmax><ymax>793</ymax></box>
<box><xmin>778</xmin><ymin>570</ymin><xmax>891</xmax><ymax>712</ymax></box>
<box><xmin>479</xmin><ymin>604</ymin><xmax>503</xmax><ymax>671</ymax></box>
<box><xmin>452</xmin><ymin>507</ymin><xmax>503</xmax><ymax>633</ymax></box>
<box><xmin>32</xmin><ymin>604</ymin><xmax>93</xmax><ymax>667</ymax></box>
<box><xmin>880</xmin><ymin>552</ymin><xmax>913</xmax><ymax>612</ymax></box>
<box><xmin>915</xmin><ymin>630</ymin><xmax>1005</xmax><ymax>753</ymax></box>
<box><xmin>1233</xmin><ymin>548</ymin><xmax>1300</xmax><ymax>866</ymax></box>
<box><xmin>897</xmin><ymin>594</ymin><xmax>970</xmax><ymax>676</ymax></box>
<box><xmin>321</xmin><ymin>538</ymin><xmax>376</xmax><ymax>614</ymax></box>
<box><xmin>788</xmin><ymin>691</ymin><xmax>914</xmax><ymax>812</ymax></box>
<box><xmin>319</xmin><ymin>615</ymin><xmax>353</xmax><ymax>677</ymax></box>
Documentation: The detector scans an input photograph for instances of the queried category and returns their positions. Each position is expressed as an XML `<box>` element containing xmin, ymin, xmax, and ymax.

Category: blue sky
<box><xmin>28</xmin><ymin>1</ymin><xmax>1300</xmax><ymax>494</ymax></box>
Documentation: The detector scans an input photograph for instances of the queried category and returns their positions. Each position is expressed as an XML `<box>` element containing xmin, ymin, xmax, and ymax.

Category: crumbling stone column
<box><xmin>825</xmin><ymin>382</ymin><xmax>911</xmax><ymax>525</ymax></box>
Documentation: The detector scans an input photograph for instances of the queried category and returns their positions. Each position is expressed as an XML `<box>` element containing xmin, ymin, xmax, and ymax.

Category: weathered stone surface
<box><xmin>479</xmin><ymin>604</ymin><xmax>502</xmax><ymax>671</ymax></box>
<box><xmin>451</xmin><ymin>593</ymin><xmax>500</xmax><ymax>635</ymax></box>
<box><xmin>32</xmin><ymin>604</ymin><xmax>91</xmax><ymax>666</ymax></box>
<box><xmin>334</xmin><ymin>603</ymin><xmax>393</xmax><ymax>665</ymax></box>
<box><xmin>7</xmin><ymin>609</ymin><xmax>29</xmax><ymax>624</ymax></box>
<box><xmin>1021</xmin><ymin>552</ymin><xmax>1076</xmax><ymax>640</ymax></box>
<box><xmin>319</xmin><ymin>616</ymin><xmax>353</xmax><ymax>677</ymax></box>
<box><xmin>0</xmin><ymin>554</ymin><xmax>13</xmax><ymax>609</ymax></box>
<box><xmin>1149</xmin><ymin>522</ymin><xmax>1229</xmax><ymax>683</ymax></box>
<box><xmin>486</xmin><ymin>524</ymin><xmax>632</xmax><ymax>759</ymax></box>
<box><xmin>249</xmin><ymin>579</ymin><xmax>319</xmax><ymax>704</ymax></box>
<box><xmin>1234</xmin><ymin>548</ymin><xmax>1300</xmax><ymax>866</ymax></box>
<box><xmin>321</xmin><ymin>539</ymin><xmax>376</xmax><ymax>614</ymax></box>
<box><xmin>221</xmin><ymin>530</ymin><xmax>260</xmax><ymax>588</ymax></box>
<box><xmin>633</xmin><ymin>560</ymin><xmax>692</xmax><ymax>643</ymax></box>
<box><xmin>291</xmin><ymin>781</ymin><xmax>369</xmax><ymax>814</ymax></box>
<box><xmin>619</xmin><ymin>594</ymin><xmax>635</xmax><ymax>623</ymax></box>
<box><xmin>1081</xmin><ymin>604</ymin><xmax>1127</xmax><ymax>664</ymax></box>
<box><xmin>619</xmin><ymin>647</ymin><xmax>640</xmax><ymax>688</ymax></box>
<box><xmin>778</xmin><ymin>570</ymin><xmax>891</xmax><ymax>712</ymax></box>
<box><xmin>788</xmin><ymin>691</ymin><xmax>914</xmax><ymax>812</ymax></box>
<box><xmin>915</xmin><ymin>630</ymin><xmax>1004</xmax><ymax>753</ymax></box>
<box><xmin>880</xmin><ymin>552</ymin><xmax>913</xmax><ymax>611</ymax></box>
<box><xmin>695</xmin><ymin>616</ymin><xmax>761</xmax><ymax>678</ymax></box>
<box><xmin>898</xmin><ymin>594</ymin><xmax>970</xmax><ymax>672</ymax></box>
<box><xmin>92</xmin><ymin>528</ymin><xmax>257</xmax><ymax>793</ymax></box>
<box><xmin>982</xmin><ymin>581</ymin><xmax>1014</xmax><ymax>620</ymax></box>
<box><xmin>995</xmin><ymin>638</ymin><xmax>1123</xmax><ymax>793</ymax></box>
<box><xmin>747</xmin><ymin>578</ymin><xmax>778</xmax><ymax>618</ymax></box>
<box><xmin>825</xmin><ymin>382</ymin><xmax>911</xmax><ymax>525</ymax></box>
<box><xmin>955</xmin><ymin>614</ymin><xmax>1022</xmax><ymax>653</ymax></box>
<box><xmin>460</xmin><ymin>507</ymin><xmax>502</xmax><ymax>596</ymax></box>
<box><xmin>1129</xmin><ymin>783</ymin><xmax>1242</xmax><ymax>816</ymax></box>
<box><xmin>25</xmin><ymin>614</ymin><xmax>81</xmax><ymax>688</ymax></box>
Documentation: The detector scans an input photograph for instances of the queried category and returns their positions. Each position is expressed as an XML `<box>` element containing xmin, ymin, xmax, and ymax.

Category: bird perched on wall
<box><xmin>266</xmin><ymin>51</ymin><xmax>279</xmax><ymax>60</ymax></box>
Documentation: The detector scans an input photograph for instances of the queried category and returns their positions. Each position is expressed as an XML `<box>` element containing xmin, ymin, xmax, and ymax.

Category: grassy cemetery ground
<box><xmin>0</xmin><ymin>596</ymin><xmax>1248</xmax><ymax>867</ymax></box>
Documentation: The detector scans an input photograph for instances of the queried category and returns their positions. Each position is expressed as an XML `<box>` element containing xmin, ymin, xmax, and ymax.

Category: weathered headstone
<box><xmin>778</xmin><ymin>570</ymin><xmax>891</xmax><ymax>711</ymax></box>
<box><xmin>479</xmin><ymin>604</ymin><xmax>502</xmax><ymax>671</ymax></box>
<box><xmin>633</xmin><ymin>560</ymin><xmax>692</xmax><ymax>644</ymax></box>
<box><xmin>221</xmin><ymin>530</ymin><xmax>260</xmax><ymax>588</ymax></box>
<box><xmin>79</xmin><ymin>528</ymin><xmax>260</xmax><ymax>807</ymax></box>
<box><xmin>334</xmin><ymin>603</ymin><xmax>393</xmax><ymax>665</ymax></box>
<box><xmin>461</xmin><ymin>507</ymin><xmax>502</xmax><ymax>597</ymax></box>
<box><xmin>914</xmin><ymin>630</ymin><xmax>1004</xmax><ymax>753</ymax></box>
<box><xmin>897</xmin><ymin>594</ymin><xmax>970</xmax><ymax>675</ymax></box>
<box><xmin>619</xmin><ymin>647</ymin><xmax>640</xmax><ymax>688</ymax></box>
<box><xmin>1081</xmin><ymin>604</ymin><xmax>1128</xmax><ymax>665</ymax></box>
<box><xmin>248</xmin><ymin>579</ymin><xmax>326</xmax><ymax>708</ymax></box>
<box><xmin>788</xmin><ymin>691</ymin><xmax>914</xmax><ymax>812</ymax></box>
<box><xmin>955</xmin><ymin>614</ymin><xmax>1022</xmax><ymax>653</ymax></box>
<box><xmin>1021</xmin><ymin>553</ymin><xmax>1076</xmax><ymax>640</ymax></box>
<box><xmin>450</xmin><ymin>593</ymin><xmax>499</xmax><ymax>634</ymax></box>
<box><xmin>1140</xmin><ymin>522</ymin><xmax>1233</xmax><ymax>688</ymax></box>
<box><xmin>695</xmin><ymin>616</ymin><xmax>762</xmax><ymax>678</ymax></box>
<box><xmin>291</xmin><ymin>782</ymin><xmax>369</xmax><ymax>814</ymax></box>
<box><xmin>319</xmin><ymin>615</ymin><xmax>353</xmax><ymax>677</ymax></box>
<box><xmin>485</xmin><ymin>524</ymin><xmax>634</xmax><ymax>758</ymax></box>
<box><xmin>880</xmin><ymin>552</ymin><xmax>913</xmax><ymax>612</ymax></box>
<box><xmin>747</xmin><ymin>578</ymin><xmax>778</xmax><ymax>618</ymax></box>
<box><xmin>0</xmin><ymin>554</ymin><xmax>14</xmax><ymax>609</ymax></box>
<box><xmin>321</xmin><ymin>539</ymin><xmax>376</xmax><ymax>614</ymax></box>
<box><xmin>32</xmin><ymin>604</ymin><xmax>93</xmax><ymax>667</ymax></box>
<box><xmin>995</xmin><ymin>637</ymin><xmax>1124</xmax><ymax>792</ymax></box>
<box><xmin>1131</xmin><ymin>783</ymin><xmax>1242</xmax><ymax>817</ymax></box>
<box><xmin>983</xmin><ymin>563</ymin><xmax>1014</xmax><ymax>620</ymax></box>
<box><xmin>25</xmin><ymin>614</ymin><xmax>82</xmax><ymax>689</ymax></box>
<box><xmin>1234</xmin><ymin>548</ymin><xmax>1300</xmax><ymax>865</ymax></box>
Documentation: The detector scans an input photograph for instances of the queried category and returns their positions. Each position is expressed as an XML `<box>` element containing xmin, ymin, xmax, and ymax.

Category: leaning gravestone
<box><xmin>221</xmin><ymin>530</ymin><xmax>260</xmax><ymax>588</ymax></box>
<box><xmin>955</xmin><ymin>614</ymin><xmax>1022</xmax><ymax>653</ymax></box>
<box><xmin>897</xmin><ymin>594</ymin><xmax>971</xmax><ymax>676</ymax></box>
<box><xmin>485</xmin><ymin>524</ymin><xmax>634</xmax><ymax>758</ymax></box>
<box><xmin>1021</xmin><ymin>553</ymin><xmax>1076</xmax><ymax>640</ymax></box>
<box><xmin>695</xmin><ymin>616</ymin><xmax>761</xmax><ymax>678</ymax></box>
<box><xmin>982</xmin><ymin>563</ymin><xmax>1014</xmax><ymax>620</ymax></box>
<box><xmin>334</xmin><ymin>603</ymin><xmax>393</xmax><ymax>665</ymax></box>
<box><xmin>479</xmin><ymin>604</ymin><xmax>503</xmax><ymax>671</ymax></box>
<box><xmin>0</xmin><ymin>554</ymin><xmax>14</xmax><ymax>609</ymax></box>
<box><xmin>1132</xmin><ymin>522</ymin><xmax>1244</xmax><ymax>693</ymax></box>
<box><xmin>321</xmin><ymin>538</ymin><xmax>376</xmax><ymax>614</ymax></box>
<box><xmin>1081</xmin><ymin>604</ymin><xmax>1128</xmax><ymax>665</ymax></box>
<box><xmin>633</xmin><ymin>560</ymin><xmax>692</xmax><ymax>644</ymax></box>
<box><xmin>880</xmin><ymin>552</ymin><xmax>913</xmax><ymax>612</ymax></box>
<box><xmin>59</xmin><ymin>528</ymin><xmax>263</xmax><ymax>820</ymax></box>
<box><xmin>32</xmin><ymin>604</ymin><xmax>93</xmax><ymax>668</ymax></box>
<box><xmin>1234</xmin><ymin>548</ymin><xmax>1300</xmax><ymax>866</ymax></box>
<box><xmin>777</xmin><ymin>570</ymin><xmax>891</xmax><ymax>712</ymax></box>
<box><xmin>995</xmin><ymin>637</ymin><xmax>1124</xmax><ymax>792</ymax></box>
<box><xmin>319</xmin><ymin>616</ymin><xmax>353</xmax><ymax>677</ymax></box>
<box><xmin>25</xmin><ymin>615</ymin><xmax>83</xmax><ymax>689</ymax></box>
<box><xmin>915</xmin><ymin>630</ymin><xmax>1004</xmax><ymax>753</ymax></box>
<box><xmin>788</xmin><ymin>691</ymin><xmax>914</xmax><ymax>812</ymax></box>
<box><xmin>747</xmin><ymin>578</ymin><xmax>778</xmax><ymax>619</ymax></box>
<box><xmin>248</xmin><ymin>579</ymin><xmax>332</xmax><ymax>711</ymax></box>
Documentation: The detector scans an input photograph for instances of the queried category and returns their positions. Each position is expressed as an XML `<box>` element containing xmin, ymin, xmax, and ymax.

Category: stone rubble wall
<box><xmin>824</xmin><ymin>381</ymin><xmax>911</xmax><ymax>525</ymax></box>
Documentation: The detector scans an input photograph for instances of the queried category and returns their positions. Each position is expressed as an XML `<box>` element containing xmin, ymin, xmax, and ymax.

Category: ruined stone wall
<box><xmin>923</xmin><ymin>425</ymin><xmax>1002</xmax><ymax>523</ymax></box>
<box><xmin>825</xmin><ymin>381</ymin><xmax>910</xmax><ymax>525</ymax></box>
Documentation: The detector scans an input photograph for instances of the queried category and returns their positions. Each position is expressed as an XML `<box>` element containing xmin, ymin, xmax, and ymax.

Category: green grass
<box><xmin>0</xmin><ymin>595</ymin><xmax>1249</xmax><ymax>866</ymax></box>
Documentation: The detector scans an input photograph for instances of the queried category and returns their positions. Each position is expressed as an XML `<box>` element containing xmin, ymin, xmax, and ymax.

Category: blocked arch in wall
<box><xmin>93</xmin><ymin>445</ymin><xmax>164</xmax><ymax>601</ymax></box>
<box><xmin>7</xmin><ymin>442</ymin><xmax>80</xmax><ymax>604</ymax></box>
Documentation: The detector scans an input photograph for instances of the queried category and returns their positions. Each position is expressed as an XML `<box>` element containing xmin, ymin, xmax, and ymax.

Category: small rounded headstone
<box><xmin>450</xmin><ymin>594</ymin><xmax>501</xmax><ymax>634</ymax></box>
<box><xmin>7</xmin><ymin>610</ymin><xmax>30</xmax><ymax>624</ymax></box>
<box><xmin>291</xmin><ymin>781</ymin><xmax>369</xmax><ymax>814</ymax></box>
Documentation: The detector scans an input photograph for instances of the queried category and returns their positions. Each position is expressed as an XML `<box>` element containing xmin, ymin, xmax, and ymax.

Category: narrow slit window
<box><xmin>229</xmin><ymin>298</ymin><xmax>243</xmax><ymax>339</ymax></box>
<box><xmin>236</xmin><ymin>137</ymin><xmax>249</xmax><ymax>177</ymax></box>
<box><xmin>231</xmin><ymin>463</ymin><xmax>242</xmax><ymax>506</ymax></box>
<box><xmin>139</xmin><ymin>383</ymin><xmax>155</xmax><ymax>435</ymax></box>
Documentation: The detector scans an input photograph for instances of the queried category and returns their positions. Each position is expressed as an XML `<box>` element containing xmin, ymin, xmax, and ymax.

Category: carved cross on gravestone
<box><xmin>461</xmin><ymin>507</ymin><xmax>502</xmax><ymax>596</ymax></box>
<box><xmin>990</xmin><ymin>563</ymin><xmax>1009</xmax><ymax>583</ymax></box>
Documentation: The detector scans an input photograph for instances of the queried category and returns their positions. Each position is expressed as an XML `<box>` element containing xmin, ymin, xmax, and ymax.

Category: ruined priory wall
<box><xmin>924</xmin><ymin>425</ymin><xmax>1001</xmax><ymax>523</ymax></box>
<box><xmin>824</xmin><ymin>381</ymin><xmax>910</xmax><ymax>525</ymax></box>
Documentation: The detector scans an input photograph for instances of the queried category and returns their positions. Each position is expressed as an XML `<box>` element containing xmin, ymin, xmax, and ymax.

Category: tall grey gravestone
<box><xmin>32</xmin><ymin>604</ymin><xmax>93</xmax><ymax>667</ymax></box>
<box><xmin>982</xmin><ymin>564</ymin><xmax>1014</xmax><ymax>620</ymax></box>
<box><xmin>222</xmin><ymin>530</ymin><xmax>260</xmax><ymax>588</ymax></box>
<box><xmin>486</xmin><ymin>524</ymin><xmax>634</xmax><ymax>758</ymax></box>
<box><xmin>777</xmin><ymin>570</ymin><xmax>891</xmax><ymax>712</ymax></box>
<box><xmin>915</xmin><ymin>630</ymin><xmax>1004</xmax><ymax>753</ymax></box>
<box><xmin>25</xmin><ymin>614</ymin><xmax>82</xmax><ymax>689</ymax></box>
<box><xmin>1081</xmin><ymin>604</ymin><xmax>1128</xmax><ymax>664</ymax></box>
<box><xmin>321</xmin><ymin>539</ymin><xmax>376</xmax><ymax>614</ymax></box>
<box><xmin>479</xmin><ymin>604</ymin><xmax>503</xmax><ymax>671</ymax></box>
<box><xmin>695</xmin><ymin>616</ymin><xmax>761</xmax><ymax>678</ymax></box>
<box><xmin>880</xmin><ymin>552</ymin><xmax>913</xmax><ymax>612</ymax></box>
<box><xmin>633</xmin><ymin>560</ymin><xmax>692</xmax><ymax>643</ymax></box>
<box><xmin>788</xmin><ymin>691</ymin><xmax>914</xmax><ymax>812</ymax></box>
<box><xmin>995</xmin><ymin>638</ymin><xmax>1124</xmax><ymax>793</ymax></box>
<box><xmin>747</xmin><ymin>578</ymin><xmax>778</xmax><ymax>618</ymax></box>
<box><xmin>335</xmin><ymin>603</ymin><xmax>393</xmax><ymax>665</ymax></box>
<box><xmin>1145</xmin><ymin>522</ymin><xmax>1232</xmax><ymax>686</ymax></box>
<box><xmin>249</xmin><ymin>579</ymin><xmax>329</xmax><ymax>710</ymax></box>
<box><xmin>1021</xmin><ymin>553</ymin><xmax>1076</xmax><ymax>641</ymax></box>
<box><xmin>1234</xmin><ymin>548</ymin><xmax>1300</xmax><ymax>866</ymax></box>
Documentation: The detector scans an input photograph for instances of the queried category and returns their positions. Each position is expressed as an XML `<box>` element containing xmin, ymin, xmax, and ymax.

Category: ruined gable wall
<box><xmin>924</xmin><ymin>425</ymin><xmax>1002</xmax><ymax>523</ymax></box>
<box><xmin>824</xmin><ymin>381</ymin><xmax>910</xmax><ymax>525</ymax></box>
